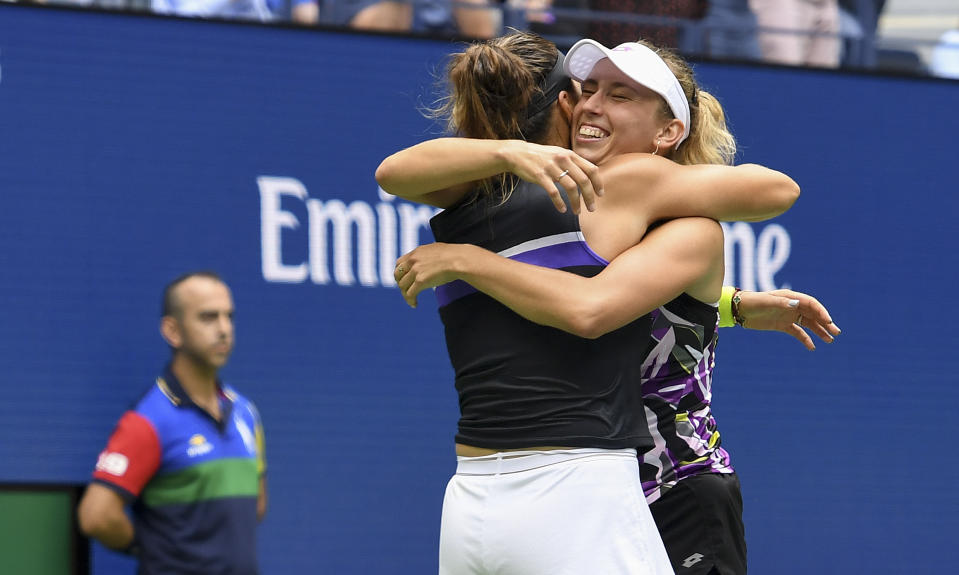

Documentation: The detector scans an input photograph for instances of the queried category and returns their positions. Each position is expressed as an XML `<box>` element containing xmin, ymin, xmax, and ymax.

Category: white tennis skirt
<box><xmin>438</xmin><ymin>448</ymin><xmax>673</xmax><ymax>575</ymax></box>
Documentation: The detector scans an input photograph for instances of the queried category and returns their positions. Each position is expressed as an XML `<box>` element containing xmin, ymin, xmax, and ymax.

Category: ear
<box><xmin>656</xmin><ymin>118</ymin><xmax>686</xmax><ymax>151</ymax></box>
<box><xmin>558</xmin><ymin>90</ymin><xmax>574</xmax><ymax>121</ymax></box>
<box><xmin>552</xmin><ymin>91</ymin><xmax>575</xmax><ymax>148</ymax></box>
<box><xmin>160</xmin><ymin>316</ymin><xmax>181</xmax><ymax>349</ymax></box>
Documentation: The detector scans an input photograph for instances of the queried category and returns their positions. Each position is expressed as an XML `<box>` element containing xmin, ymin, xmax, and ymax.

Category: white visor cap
<box><xmin>564</xmin><ymin>39</ymin><xmax>691</xmax><ymax>147</ymax></box>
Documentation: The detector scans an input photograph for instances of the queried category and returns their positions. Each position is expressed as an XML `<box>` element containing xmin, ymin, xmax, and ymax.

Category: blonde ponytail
<box><xmin>634</xmin><ymin>39</ymin><xmax>737</xmax><ymax>166</ymax></box>
<box><xmin>673</xmin><ymin>90</ymin><xmax>736</xmax><ymax>166</ymax></box>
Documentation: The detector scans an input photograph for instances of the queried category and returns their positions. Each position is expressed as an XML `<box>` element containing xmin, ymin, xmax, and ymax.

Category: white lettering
<box><xmin>187</xmin><ymin>443</ymin><xmax>213</xmax><ymax>457</ymax></box>
<box><xmin>721</xmin><ymin>222</ymin><xmax>791</xmax><ymax>291</ymax></box>
<box><xmin>723</xmin><ymin>222</ymin><xmax>756</xmax><ymax>291</ymax></box>
<box><xmin>258</xmin><ymin>176</ymin><xmax>309</xmax><ymax>283</ymax></box>
<box><xmin>260</xmin><ymin>182</ymin><xmax>792</xmax><ymax>292</ymax></box>
<box><xmin>307</xmin><ymin>198</ymin><xmax>377</xmax><ymax>286</ymax></box>
<box><xmin>377</xmin><ymin>189</ymin><xmax>400</xmax><ymax>287</ymax></box>
<box><xmin>259</xmin><ymin>177</ymin><xmax>437</xmax><ymax>287</ymax></box>
<box><xmin>756</xmin><ymin>223</ymin><xmax>791</xmax><ymax>291</ymax></box>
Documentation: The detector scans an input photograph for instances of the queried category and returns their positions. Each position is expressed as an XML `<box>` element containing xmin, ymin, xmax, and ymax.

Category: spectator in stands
<box><xmin>532</xmin><ymin>0</ymin><xmax>751</xmax><ymax>58</ymax></box>
<box><xmin>749</xmin><ymin>0</ymin><xmax>841</xmax><ymax>68</ymax></box>
<box><xmin>289</xmin><ymin>0</ymin><xmax>319</xmax><ymax>24</ymax></box>
<box><xmin>448</xmin><ymin>0</ymin><xmax>502</xmax><ymax>37</ymax></box>
<box><xmin>701</xmin><ymin>0</ymin><xmax>762</xmax><ymax>61</ymax></box>
<box><xmin>77</xmin><ymin>272</ymin><xmax>267</xmax><ymax>575</ymax></box>
<box><xmin>338</xmin><ymin>0</ymin><xmax>499</xmax><ymax>38</ymax></box>
<box><xmin>837</xmin><ymin>0</ymin><xmax>886</xmax><ymax>66</ymax></box>
<box><xmin>523</xmin><ymin>0</ymin><xmax>588</xmax><ymax>42</ymax></box>
<box><xmin>930</xmin><ymin>21</ymin><xmax>959</xmax><ymax>80</ymax></box>
<box><xmin>587</xmin><ymin>0</ymin><xmax>707</xmax><ymax>50</ymax></box>
<box><xmin>262</xmin><ymin>0</ymin><xmax>319</xmax><ymax>24</ymax></box>
<box><xmin>152</xmin><ymin>0</ymin><xmax>274</xmax><ymax>21</ymax></box>
<box><xmin>839</xmin><ymin>0</ymin><xmax>884</xmax><ymax>39</ymax></box>
<box><xmin>334</xmin><ymin>0</ymin><xmax>411</xmax><ymax>31</ymax></box>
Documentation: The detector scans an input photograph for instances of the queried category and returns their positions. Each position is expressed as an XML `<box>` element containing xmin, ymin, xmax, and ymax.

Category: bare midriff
<box><xmin>455</xmin><ymin>443</ymin><xmax>577</xmax><ymax>457</ymax></box>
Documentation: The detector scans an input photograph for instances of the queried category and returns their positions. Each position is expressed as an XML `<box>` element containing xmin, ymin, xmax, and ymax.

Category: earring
<box><xmin>652</xmin><ymin>139</ymin><xmax>661</xmax><ymax>156</ymax></box>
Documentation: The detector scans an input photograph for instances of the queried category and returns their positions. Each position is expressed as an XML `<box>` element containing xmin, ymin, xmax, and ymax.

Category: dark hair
<box><xmin>161</xmin><ymin>270</ymin><xmax>225</xmax><ymax>318</ymax></box>
<box><xmin>429</xmin><ymin>31</ymin><xmax>571</xmax><ymax>200</ymax></box>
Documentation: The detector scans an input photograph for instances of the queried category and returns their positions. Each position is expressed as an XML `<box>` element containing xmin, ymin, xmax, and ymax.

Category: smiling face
<box><xmin>571</xmin><ymin>59</ymin><xmax>672</xmax><ymax>164</ymax></box>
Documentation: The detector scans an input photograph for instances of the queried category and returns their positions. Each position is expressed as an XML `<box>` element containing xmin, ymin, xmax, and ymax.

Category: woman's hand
<box><xmin>394</xmin><ymin>243</ymin><xmax>474</xmax><ymax>308</ymax></box>
<box><xmin>501</xmin><ymin>141</ymin><xmax>603</xmax><ymax>214</ymax></box>
<box><xmin>738</xmin><ymin>289</ymin><xmax>841</xmax><ymax>350</ymax></box>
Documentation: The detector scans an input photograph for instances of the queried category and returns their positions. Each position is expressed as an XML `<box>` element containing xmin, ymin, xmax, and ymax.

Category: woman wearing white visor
<box><xmin>380</xmin><ymin>32</ymin><xmax>838</xmax><ymax>575</ymax></box>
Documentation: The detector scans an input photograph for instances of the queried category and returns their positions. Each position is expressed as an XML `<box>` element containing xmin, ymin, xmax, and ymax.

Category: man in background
<box><xmin>77</xmin><ymin>271</ymin><xmax>267</xmax><ymax>575</ymax></box>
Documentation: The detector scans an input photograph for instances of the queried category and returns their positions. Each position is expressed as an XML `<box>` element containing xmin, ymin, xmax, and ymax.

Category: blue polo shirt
<box><xmin>91</xmin><ymin>367</ymin><xmax>265</xmax><ymax>574</ymax></box>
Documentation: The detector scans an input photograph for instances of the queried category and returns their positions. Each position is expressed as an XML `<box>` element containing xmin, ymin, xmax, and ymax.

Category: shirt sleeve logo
<box><xmin>95</xmin><ymin>451</ymin><xmax>130</xmax><ymax>476</ymax></box>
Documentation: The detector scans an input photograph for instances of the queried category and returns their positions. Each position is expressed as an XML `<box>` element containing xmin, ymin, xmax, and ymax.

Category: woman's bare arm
<box><xmin>395</xmin><ymin>217</ymin><xmax>723</xmax><ymax>338</ymax></box>
<box><xmin>598</xmin><ymin>153</ymin><xmax>800</xmax><ymax>224</ymax></box>
<box><xmin>375</xmin><ymin>138</ymin><xmax>602</xmax><ymax>213</ymax></box>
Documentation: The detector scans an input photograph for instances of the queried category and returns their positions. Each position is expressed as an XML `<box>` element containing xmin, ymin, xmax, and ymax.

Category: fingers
<box><xmin>806</xmin><ymin>318</ymin><xmax>838</xmax><ymax>344</ymax></box>
<box><xmin>393</xmin><ymin>256</ymin><xmax>411</xmax><ymax>285</ymax></box>
<box><xmin>825</xmin><ymin>322</ymin><xmax>842</xmax><ymax>338</ymax></box>
<box><xmin>566</xmin><ymin>156</ymin><xmax>602</xmax><ymax>212</ymax></box>
<box><xmin>393</xmin><ymin>260</ymin><xmax>408</xmax><ymax>283</ymax></box>
<box><xmin>772</xmin><ymin>288</ymin><xmax>841</xmax><ymax>342</ymax></box>
<box><xmin>399</xmin><ymin>271</ymin><xmax>420</xmax><ymax>308</ymax></box>
<box><xmin>541</xmin><ymin>178</ymin><xmax>569</xmax><ymax>214</ymax></box>
<box><xmin>546</xmin><ymin>155</ymin><xmax>602</xmax><ymax>215</ymax></box>
<box><xmin>547</xmin><ymin>168</ymin><xmax>582</xmax><ymax>215</ymax></box>
<box><xmin>788</xmin><ymin>322</ymin><xmax>817</xmax><ymax>351</ymax></box>
<box><xmin>393</xmin><ymin>258</ymin><xmax>419</xmax><ymax>308</ymax></box>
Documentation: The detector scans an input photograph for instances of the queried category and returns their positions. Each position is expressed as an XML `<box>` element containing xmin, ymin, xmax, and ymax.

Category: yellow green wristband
<box><xmin>719</xmin><ymin>286</ymin><xmax>736</xmax><ymax>327</ymax></box>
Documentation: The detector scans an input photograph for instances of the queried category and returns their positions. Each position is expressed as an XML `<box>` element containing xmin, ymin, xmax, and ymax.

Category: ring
<box><xmin>796</xmin><ymin>315</ymin><xmax>804</xmax><ymax>327</ymax></box>
<box><xmin>555</xmin><ymin>169</ymin><xmax>569</xmax><ymax>181</ymax></box>
<box><xmin>395</xmin><ymin>265</ymin><xmax>406</xmax><ymax>275</ymax></box>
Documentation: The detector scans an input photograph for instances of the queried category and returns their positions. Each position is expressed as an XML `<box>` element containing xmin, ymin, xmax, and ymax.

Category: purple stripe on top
<box><xmin>436</xmin><ymin>279</ymin><xmax>477</xmax><ymax>307</ymax></box>
<box><xmin>435</xmin><ymin>240</ymin><xmax>605</xmax><ymax>307</ymax></box>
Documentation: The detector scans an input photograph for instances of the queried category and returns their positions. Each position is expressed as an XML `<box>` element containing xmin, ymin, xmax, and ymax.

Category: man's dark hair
<box><xmin>161</xmin><ymin>271</ymin><xmax>225</xmax><ymax>318</ymax></box>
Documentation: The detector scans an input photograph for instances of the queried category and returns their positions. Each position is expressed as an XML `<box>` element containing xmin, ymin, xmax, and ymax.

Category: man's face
<box><xmin>571</xmin><ymin>59</ymin><xmax>666</xmax><ymax>164</ymax></box>
<box><xmin>168</xmin><ymin>277</ymin><xmax>234</xmax><ymax>370</ymax></box>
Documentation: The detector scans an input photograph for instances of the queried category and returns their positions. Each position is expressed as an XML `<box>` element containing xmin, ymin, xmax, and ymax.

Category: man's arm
<box><xmin>77</xmin><ymin>411</ymin><xmax>160</xmax><ymax>552</ymax></box>
<box><xmin>258</xmin><ymin>476</ymin><xmax>268</xmax><ymax>521</ymax></box>
<box><xmin>77</xmin><ymin>483</ymin><xmax>135</xmax><ymax>550</ymax></box>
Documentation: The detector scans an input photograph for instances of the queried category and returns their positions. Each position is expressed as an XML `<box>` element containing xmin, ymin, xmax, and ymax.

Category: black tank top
<box><xmin>430</xmin><ymin>182</ymin><xmax>654</xmax><ymax>451</ymax></box>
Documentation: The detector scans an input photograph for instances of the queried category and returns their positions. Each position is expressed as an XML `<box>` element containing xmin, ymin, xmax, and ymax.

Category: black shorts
<box><xmin>648</xmin><ymin>472</ymin><xmax>747</xmax><ymax>575</ymax></box>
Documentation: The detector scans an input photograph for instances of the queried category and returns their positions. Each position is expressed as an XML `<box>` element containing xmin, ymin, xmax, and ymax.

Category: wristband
<box><xmin>718</xmin><ymin>286</ymin><xmax>736</xmax><ymax>327</ymax></box>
